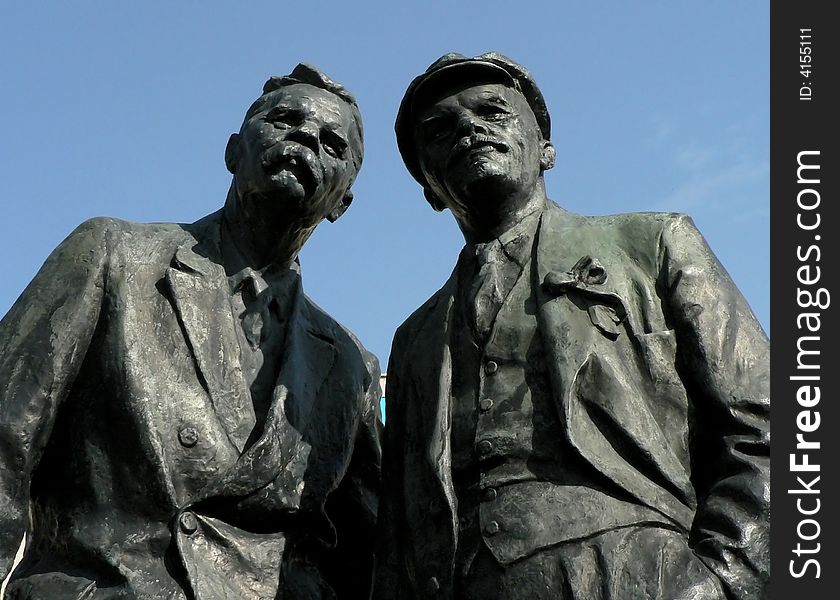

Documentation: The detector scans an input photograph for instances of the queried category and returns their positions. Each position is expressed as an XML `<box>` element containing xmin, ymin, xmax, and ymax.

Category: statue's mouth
<box><xmin>261</xmin><ymin>143</ymin><xmax>323</xmax><ymax>193</ymax></box>
<box><xmin>448</xmin><ymin>135</ymin><xmax>509</xmax><ymax>165</ymax></box>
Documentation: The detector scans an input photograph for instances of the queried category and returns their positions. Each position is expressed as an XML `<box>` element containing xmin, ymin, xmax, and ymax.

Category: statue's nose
<box><xmin>455</xmin><ymin>112</ymin><xmax>488</xmax><ymax>138</ymax></box>
<box><xmin>287</xmin><ymin>122</ymin><xmax>321</xmax><ymax>154</ymax></box>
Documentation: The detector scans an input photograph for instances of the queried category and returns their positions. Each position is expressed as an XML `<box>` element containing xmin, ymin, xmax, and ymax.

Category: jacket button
<box><xmin>178</xmin><ymin>426</ymin><xmax>199</xmax><ymax>448</ymax></box>
<box><xmin>179</xmin><ymin>511</ymin><xmax>198</xmax><ymax>534</ymax></box>
<box><xmin>477</xmin><ymin>440</ymin><xmax>493</xmax><ymax>455</ymax></box>
<box><xmin>426</xmin><ymin>576</ymin><xmax>440</xmax><ymax>593</ymax></box>
<box><xmin>479</xmin><ymin>398</ymin><xmax>494</xmax><ymax>411</ymax></box>
<box><xmin>484</xmin><ymin>360</ymin><xmax>499</xmax><ymax>375</ymax></box>
<box><xmin>483</xmin><ymin>487</ymin><xmax>498</xmax><ymax>502</ymax></box>
<box><xmin>485</xmin><ymin>520</ymin><xmax>501</xmax><ymax>535</ymax></box>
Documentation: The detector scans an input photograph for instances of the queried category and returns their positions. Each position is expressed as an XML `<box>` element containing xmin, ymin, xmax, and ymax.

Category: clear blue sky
<box><xmin>0</xmin><ymin>2</ymin><xmax>768</xmax><ymax>367</ymax></box>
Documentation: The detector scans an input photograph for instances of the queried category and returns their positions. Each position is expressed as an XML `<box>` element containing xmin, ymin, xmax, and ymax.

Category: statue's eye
<box><xmin>265</xmin><ymin>107</ymin><xmax>296</xmax><ymax>127</ymax></box>
<box><xmin>421</xmin><ymin>117</ymin><xmax>449</xmax><ymax>142</ymax></box>
<box><xmin>322</xmin><ymin>132</ymin><xmax>347</xmax><ymax>158</ymax></box>
<box><xmin>478</xmin><ymin>104</ymin><xmax>510</xmax><ymax>122</ymax></box>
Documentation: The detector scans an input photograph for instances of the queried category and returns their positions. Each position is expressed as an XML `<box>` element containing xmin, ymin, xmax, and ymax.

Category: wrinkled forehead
<box><xmin>243</xmin><ymin>83</ymin><xmax>363</xmax><ymax>145</ymax></box>
<box><xmin>418</xmin><ymin>82</ymin><xmax>527</xmax><ymax>117</ymax></box>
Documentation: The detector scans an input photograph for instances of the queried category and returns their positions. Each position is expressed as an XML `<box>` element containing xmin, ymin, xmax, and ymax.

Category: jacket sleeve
<box><xmin>323</xmin><ymin>348</ymin><xmax>383</xmax><ymax>600</ymax></box>
<box><xmin>371</xmin><ymin>341</ymin><xmax>412</xmax><ymax>600</ymax></box>
<box><xmin>0</xmin><ymin>218</ymin><xmax>110</xmax><ymax>580</ymax></box>
<box><xmin>658</xmin><ymin>214</ymin><xmax>770</xmax><ymax>600</ymax></box>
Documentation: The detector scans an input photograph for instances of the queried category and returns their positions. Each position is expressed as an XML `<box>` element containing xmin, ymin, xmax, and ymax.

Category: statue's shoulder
<box><xmin>60</xmin><ymin>214</ymin><xmax>218</xmax><ymax>275</ymax></box>
<box><xmin>547</xmin><ymin>202</ymin><xmax>691</xmax><ymax>245</ymax></box>
<box><xmin>589</xmin><ymin>210</ymin><xmax>685</xmax><ymax>226</ymax></box>
<box><xmin>303</xmin><ymin>294</ymin><xmax>380</xmax><ymax>389</ymax></box>
<box><xmin>549</xmin><ymin>201</ymin><xmax>685</xmax><ymax>233</ymax></box>
<box><xmin>542</xmin><ymin>203</ymin><xmax>697</xmax><ymax>275</ymax></box>
<box><xmin>593</xmin><ymin>212</ymin><xmax>704</xmax><ymax>253</ymax></box>
<box><xmin>303</xmin><ymin>294</ymin><xmax>380</xmax><ymax>376</ymax></box>
<box><xmin>392</xmin><ymin>283</ymin><xmax>449</xmax><ymax>353</ymax></box>
<box><xmin>69</xmin><ymin>215</ymin><xmax>198</xmax><ymax>246</ymax></box>
<box><xmin>304</xmin><ymin>295</ymin><xmax>354</xmax><ymax>346</ymax></box>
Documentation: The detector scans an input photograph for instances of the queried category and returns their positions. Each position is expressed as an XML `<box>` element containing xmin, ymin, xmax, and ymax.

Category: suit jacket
<box><xmin>0</xmin><ymin>211</ymin><xmax>381</xmax><ymax>599</ymax></box>
<box><xmin>373</xmin><ymin>201</ymin><xmax>769</xmax><ymax>600</ymax></box>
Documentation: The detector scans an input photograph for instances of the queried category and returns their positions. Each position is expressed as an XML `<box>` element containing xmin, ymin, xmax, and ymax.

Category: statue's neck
<box><xmin>457</xmin><ymin>181</ymin><xmax>547</xmax><ymax>244</ymax></box>
<box><xmin>221</xmin><ymin>185</ymin><xmax>314</xmax><ymax>273</ymax></box>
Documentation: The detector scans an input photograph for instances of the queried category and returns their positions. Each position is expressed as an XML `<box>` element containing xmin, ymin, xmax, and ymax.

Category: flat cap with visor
<box><xmin>395</xmin><ymin>52</ymin><xmax>551</xmax><ymax>191</ymax></box>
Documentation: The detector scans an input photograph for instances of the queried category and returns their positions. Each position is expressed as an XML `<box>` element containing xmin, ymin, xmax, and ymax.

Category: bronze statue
<box><xmin>0</xmin><ymin>64</ymin><xmax>381</xmax><ymax>599</ymax></box>
<box><xmin>373</xmin><ymin>52</ymin><xmax>769</xmax><ymax>600</ymax></box>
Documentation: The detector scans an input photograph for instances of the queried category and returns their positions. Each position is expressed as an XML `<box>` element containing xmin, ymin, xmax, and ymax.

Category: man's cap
<box><xmin>395</xmin><ymin>52</ymin><xmax>550</xmax><ymax>189</ymax></box>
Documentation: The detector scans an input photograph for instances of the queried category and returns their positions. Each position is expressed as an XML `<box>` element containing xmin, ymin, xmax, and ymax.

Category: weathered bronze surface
<box><xmin>374</xmin><ymin>52</ymin><xmax>769</xmax><ymax>600</ymax></box>
<box><xmin>0</xmin><ymin>64</ymin><xmax>381</xmax><ymax>599</ymax></box>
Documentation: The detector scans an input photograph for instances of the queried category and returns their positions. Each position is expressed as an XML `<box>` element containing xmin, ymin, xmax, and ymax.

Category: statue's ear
<box><xmin>540</xmin><ymin>141</ymin><xmax>556</xmax><ymax>172</ymax></box>
<box><xmin>327</xmin><ymin>190</ymin><xmax>353</xmax><ymax>223</ymax></box>
<box><xmin>423</xmin><ymin>188</ymin><xmax>446</xmax><ymax>212</ymax></box>
<box><xmin>225</xmin><ymin>133</ymin><xmax>240</xmax><ymax>174</ymax></box>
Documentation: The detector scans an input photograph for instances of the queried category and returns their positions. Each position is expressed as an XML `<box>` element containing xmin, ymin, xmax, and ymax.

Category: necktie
<box><xmin>469</xmin><ymin>241</ymin><xmax>505</xmax><ymax>343</ymax></box>
<box><xmin>240</xmin><ymin>275</ymin><xmax>273</xmax><ymax>350</ymax></box>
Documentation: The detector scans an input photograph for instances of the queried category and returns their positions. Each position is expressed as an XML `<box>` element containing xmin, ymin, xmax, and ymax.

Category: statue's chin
<box><xmin>456</xmin><ymin>170</ymin><xmax>519</xmax><ymax>204</ymax></box>
<box><xmin>268</xmin><ymin>170</ymin><xmax>309</xmax><ymax>203</ymax></box>
<box><xmin>238</xmin><ymin>182</ymin><xmax>316</xmax><ymax>229</ymax></box>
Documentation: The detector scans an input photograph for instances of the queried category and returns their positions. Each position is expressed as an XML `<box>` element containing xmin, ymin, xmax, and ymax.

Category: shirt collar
<box><xmin>469</xmin><ymin>201</ymin><xmax>544</xmax><ymax>268</ymax></box>
<box><xmin>220</xmin><ymin>215</ymin><xmax>301</xmax><ymax>304</ymax></box>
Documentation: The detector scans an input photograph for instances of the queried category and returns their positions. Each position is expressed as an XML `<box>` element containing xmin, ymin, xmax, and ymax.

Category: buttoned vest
<box><xmin>450</xmin><ymin>245</ymin><xmax>669</xmax><ymax>568</ymax></box>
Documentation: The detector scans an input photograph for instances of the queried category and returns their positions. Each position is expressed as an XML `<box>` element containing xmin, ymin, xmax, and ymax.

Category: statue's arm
<box><xmin>0</xmin><ymin>218</ymin><xmax>110</xmax><ymax>580</ymax></box>
<box><xmin>659</xmin><ymin>214</ymin><xmax>770</xmax><ymax>600</ymax></box>
<box><xmin>371</xmin><ymin>344</ymin><xmax>411</xmax><ymax>600</ymax></box>
<box><xmin>323</xmin><ymin>348</ymin><xmax>383</xmax><ymax>599</ymax></box>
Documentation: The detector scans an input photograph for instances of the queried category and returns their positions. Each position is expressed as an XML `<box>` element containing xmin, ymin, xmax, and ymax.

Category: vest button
<box><xmin>479</xmin><ymin>398</ymin><xmax>494</xmax><ymax>411</ymax></box>
<box><xmin>477</xmin><ymin>440</ymin><xmax>493</xmax><ymax>455</ymax></box>
<box><xmin>483</xmin><ymin>487</ymin><xmax>498</xmax><ymax>502</ymax></box>
<box><xmin>484</xmin><ymin>360</ymin><xmax>499</xmax><ymax>375</ymax></box>
<box><xmin>426</xmin><ymin>576</ymin><xmax>440</xmax><ymax>593</ymax></box>
<box><xmin>485</xmin><ymin>520</ymin><xmax>501</xmax><ymax>535</ymax></box>
<box><xmin>178</xmin><ymin>426</ymin><xmax>199</xmax><ymax>448</ymax></box>
<box><xmin>179</xmin><ymin>511</ymin><xmax>198</xmax><ymax>534</ymax></box>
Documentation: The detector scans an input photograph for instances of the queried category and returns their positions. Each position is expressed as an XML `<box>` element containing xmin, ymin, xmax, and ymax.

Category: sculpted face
<box><xmin>227</xmin><ymin>83</ymin><xmax>362</xmax><ymax>223</ymax></box>
<box><xmin>414</xmin><ymin>83</ymin><xmax>548</xmax><ymax>219</ymax></box>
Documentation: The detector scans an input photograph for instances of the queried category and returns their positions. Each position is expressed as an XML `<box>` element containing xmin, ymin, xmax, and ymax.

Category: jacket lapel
<box><xmin>535</xmin><ymin>202</ymin><xmax>694</xmax><ymax>528</ymax></box>
<box><xmin>399</xmin><ymin>270</ymin><xmax>460</xmax><ymax>558</ymax></box>
<box><xmin>198</xmin><ymin>285</ymin><xmax>337</xmax><ymax>500</ymax></box>
<box><xmin>165</xmin><ymin>215</ymin><xmax>253</xmax><ymax>453</ymax></box>
<box><xmin>266</xmin><ymin>289</ymin><xmax>337</xmax><ymax>460</ymax></box>
<box><xmin>404</xmin><ymin>273</ymin><xmax>457</xmax><ymax>473</ymax></box>
<box><xmin>534</xmin><ymin>202</ymin><xmax>597</xmax><ymax>423</ymax></box>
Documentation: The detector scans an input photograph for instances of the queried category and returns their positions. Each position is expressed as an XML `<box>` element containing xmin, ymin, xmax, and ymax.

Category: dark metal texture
<box><xmin>375</xmin><ymin>53</ymin><xmax>769</xmax><ymax>600</ymax></box>
<box><xmin>0</xmin><ymin>64</ymin><xmax>381</xmax><ymax>599</ymax></box>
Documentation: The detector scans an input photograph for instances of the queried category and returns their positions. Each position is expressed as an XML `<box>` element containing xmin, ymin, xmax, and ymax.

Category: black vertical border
<box><xmin>771</xmin><ymin>1</ymin><xmax>838</xmax><ymax>597</ymax></box>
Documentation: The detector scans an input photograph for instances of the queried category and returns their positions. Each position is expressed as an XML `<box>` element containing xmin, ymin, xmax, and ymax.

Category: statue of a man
<box><xmin>374</xmin><ymin>53</ymin><xmax>769</xmax><ymax>600</ymax></box>
<box><xmin>0</xmin><ymin>64</ymin><xmax>381</xmax><ymax>599</ymax></box>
